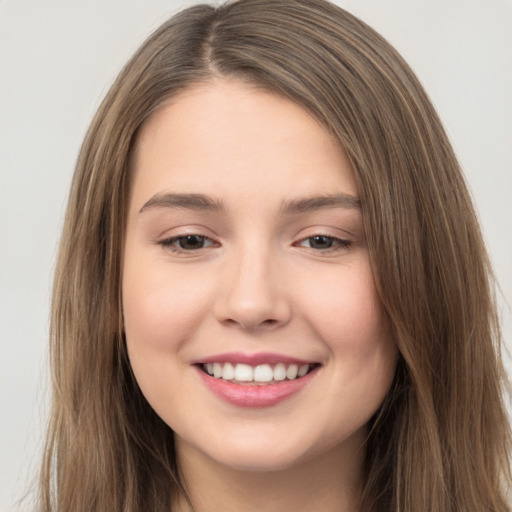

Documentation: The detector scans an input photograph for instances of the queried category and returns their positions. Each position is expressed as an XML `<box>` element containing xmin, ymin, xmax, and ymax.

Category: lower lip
<box><xmin>195</xmin><ymin>366</ymin><xmax>318</xmax><ymax>407</ymax></box>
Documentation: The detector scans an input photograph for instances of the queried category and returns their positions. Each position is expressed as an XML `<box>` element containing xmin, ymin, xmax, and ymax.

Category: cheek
<box><xmin>122</xmin><ymin>252</ymin><xmax>210</xmax><ymax>355</ymax></box>
<box><xmin>301</xmin><ymin>261</ymin><xmax>387</xmax><ymax>346</ymax></box>
<box><xmin>121</xmin><ymin>257</ymin><xmax>212</xmax><ymax>413</ymax></box>
<box><xmin>299</xmin><ymin>260</ymin><xmax>397</xmax><ymax>397</ymax></box>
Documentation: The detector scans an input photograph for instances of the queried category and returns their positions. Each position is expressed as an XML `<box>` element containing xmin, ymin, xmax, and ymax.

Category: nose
<box><xmin>214</xmin><ymin>245</ymin><xmax>291</xmax><ymax>332</ymax></box>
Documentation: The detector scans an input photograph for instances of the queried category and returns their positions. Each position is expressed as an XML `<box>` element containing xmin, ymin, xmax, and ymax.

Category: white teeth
<box><xmin>213</xmin><ymin>362</ymin><xmax>223</xmax><ymax>378</ymax></box>
<box><xmin>273</xmin><ymin>363</ymin><xmax>287</xmax><ymax>381</ymax></box>
<box><xmin>222</xmin><ymin>362</ymin><xmax>235</xmax><ymax>380</ymax></box>
<box><xmin>203</xmin><ymin>362</ymin><xmax>313</xmax><ymax>383</ymax></box>
<box><xmin>298</xmin><ymin>364</ymin><xmax>309</xmax><ymax>377</ymax></box>
<box><xmin>234</xmin><ymin>363</ymin><xmax>253</xmax><ymax>381</ymax></box>
<box><xmin>286</xmin><ymin>364</ymin><xmax>298</xmax><ymax>380</ymax></box>
<box><xmin>253</xmin><ymin>364</ymin><xmax>273</xmax><ymax>382</ymax></box>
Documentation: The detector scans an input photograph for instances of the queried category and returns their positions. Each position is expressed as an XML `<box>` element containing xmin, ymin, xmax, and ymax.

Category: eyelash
<box><xmin>158</xmin><ymin>234</ymin><xmax>218</xmax><ymax>254</ymax></box>
<box><xmin>158</xmin><ymin>233</ymin><xmax>352</xmax><ymax>255</ymax></box>
<box><xmin>295</xmin><ymin>234</ymin><xmax>352</xmax><ymax>253</ymax></box>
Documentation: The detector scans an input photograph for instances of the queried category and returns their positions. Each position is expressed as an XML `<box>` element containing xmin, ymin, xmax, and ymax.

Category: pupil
<box><xmin>180</xmin><ymin>235</ymin><xmax>204</xmax><ymax>250</ymax></box>
<box><xmin>310</xmin><ymin>235</ymin><xmax>333</xmax><ymax>249</ymax></box>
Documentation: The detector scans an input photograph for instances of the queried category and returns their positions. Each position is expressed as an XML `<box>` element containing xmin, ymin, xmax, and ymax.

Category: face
<box><xmin>123</xmin><ymin>79</ymin><xmax>397</xmax><ymax>473</ymax></box>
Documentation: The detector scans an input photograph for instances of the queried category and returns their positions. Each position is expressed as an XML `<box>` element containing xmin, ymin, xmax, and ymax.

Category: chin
<box><xmin>205</xmin><ymin>447</ymin><xmax>311</xmax><ymax>473</ymax></box>
<box><xmin>176</xmin><ymin>422</ymin><xmax>365</xmax><ymax>475</ymax></box>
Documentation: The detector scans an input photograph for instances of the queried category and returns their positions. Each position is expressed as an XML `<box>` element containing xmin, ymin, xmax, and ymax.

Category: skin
<box><xmin>123</xmin><ymin>78</ymin><xmax>397</xmax><ymax>512</ymax></box>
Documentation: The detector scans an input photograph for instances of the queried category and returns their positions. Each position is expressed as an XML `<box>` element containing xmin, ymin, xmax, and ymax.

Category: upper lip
<box><xmin>192</xmin><ymin>352</ymin><xmax>319</xmax><ymax>366</ymax></box>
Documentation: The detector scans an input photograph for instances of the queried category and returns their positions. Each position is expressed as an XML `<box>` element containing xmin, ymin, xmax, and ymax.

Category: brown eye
<box><xmin>296</xmin><ymin>235</ymin><xmax>352</xmax><ymax>252</ymax></box>
<box><xmin>177</xmin><ymin>235</ymin><xmax>207</xmax><ymax>250</ymax></box>
<box><xmin>158</xmin><ymin>234</ymin><xmax>217</xmax><ymax>253</ymax></box>
<box><xmin>308</xmin><ymin>235</ymin><xmax>335</xmax><ymax>249</ymax></box>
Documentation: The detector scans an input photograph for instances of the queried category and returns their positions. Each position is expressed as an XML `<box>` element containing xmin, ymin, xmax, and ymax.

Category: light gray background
<box><xmin>1</xmin><ymin>0</ymin><xmax>511</xmax><ymax>510</ymax></box>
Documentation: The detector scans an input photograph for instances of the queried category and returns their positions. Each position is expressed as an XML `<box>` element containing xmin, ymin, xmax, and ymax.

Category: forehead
<box><xmin>130</xmin><ymin>79</ymin><xmax>358</xmax><ymax>211</ymax></box>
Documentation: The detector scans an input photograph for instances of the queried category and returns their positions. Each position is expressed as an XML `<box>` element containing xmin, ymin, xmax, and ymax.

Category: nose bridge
<box><xmin>216</xmin><ymin>239</ymin><xmax>290</xmax><ymax>330</ymax></box>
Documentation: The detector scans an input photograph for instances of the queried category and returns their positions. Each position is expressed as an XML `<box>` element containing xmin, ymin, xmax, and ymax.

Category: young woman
<box><xmin>39</xmin><ymin>0</ymin><xmax>511</xmax><ymax>510</ymax></box>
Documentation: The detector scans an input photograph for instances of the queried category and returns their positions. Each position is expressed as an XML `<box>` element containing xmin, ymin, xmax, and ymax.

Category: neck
<box><xmin>173</xmin><ymin>433</ymin><xmax>365</xmax><ymax>512</ymax></box>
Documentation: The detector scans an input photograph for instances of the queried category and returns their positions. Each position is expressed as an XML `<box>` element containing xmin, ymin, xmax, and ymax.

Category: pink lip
<box><xmin>194</xmin><ymin>364</ymin><xmax>319</xmax><ymax>408</ymax></box>
<box><xmin>193</xmin><ymin>351</ymin><xmax>314</xmax><ymax>366</ymax></box>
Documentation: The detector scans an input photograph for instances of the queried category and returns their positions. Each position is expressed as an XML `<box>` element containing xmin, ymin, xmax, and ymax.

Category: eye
<box><xmin>159</xmin><ymin>234</ymin><xmax>218</xmax><ymax>253</ymax></box>
<box><xmin>296</xmin><ymin>235</ymin><xmax>352</xmax><ymax>252</ymax></box>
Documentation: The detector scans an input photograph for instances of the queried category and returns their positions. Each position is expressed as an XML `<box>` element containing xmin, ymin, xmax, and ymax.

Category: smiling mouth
<box><xmin>199</xmin><ymin>362</ymin><xmax>318</xmax><ymax>385</ymax></box>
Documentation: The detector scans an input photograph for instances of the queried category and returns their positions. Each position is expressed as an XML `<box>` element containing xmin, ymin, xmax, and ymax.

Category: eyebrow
<box><xmin>139</xmin><ymin>193</ymin><xmax>226</xmax><ymax>214</ymax></box>
<box><xmin>280</xmin><ymin>193</ymin><xmax>361</xmax><ymax>214</ymax></box>
<box><xmin>138</xmin><ymin>191</ymin><xmax>361</xmax><ymax>214</ymax></box>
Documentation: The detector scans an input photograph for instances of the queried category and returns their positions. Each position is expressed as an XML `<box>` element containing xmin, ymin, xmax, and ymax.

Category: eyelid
<box><xmin>155</xmin><ymin>226</ymin><xmax>355</xmax><ymax>257</ymax></box>
<box><xmin>157</xmin><ymin>233</ymin><xmax>220</xmax><ymax>255</ymax></box>
<box><xmin>296</xmin><ymin>235</ymin><xmax>351</xmax><ymax>249</ymax></box>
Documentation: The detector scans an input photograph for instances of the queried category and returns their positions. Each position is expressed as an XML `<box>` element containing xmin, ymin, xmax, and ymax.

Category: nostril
<box><xmin>214</xmin><ymin>284</ymin><xmax>292</xmax><ymax>331</ymax></box>
<box><xmin>222</xmin><ymin>316</ymin><xmax>282</xmax><ymax>331</ymax></box>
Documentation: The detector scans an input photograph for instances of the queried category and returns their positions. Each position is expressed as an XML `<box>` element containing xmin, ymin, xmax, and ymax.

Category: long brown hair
<box><xmin>40</xmin><ymin>0</ymin><xmax>511</xmax><ymax>510</ymax></box>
